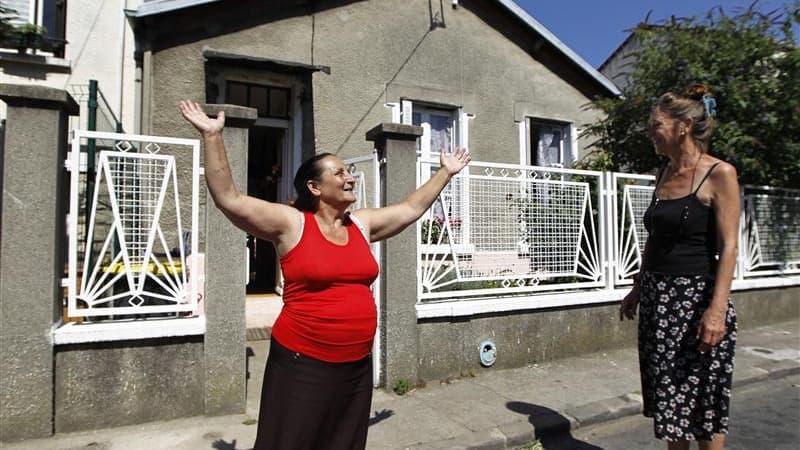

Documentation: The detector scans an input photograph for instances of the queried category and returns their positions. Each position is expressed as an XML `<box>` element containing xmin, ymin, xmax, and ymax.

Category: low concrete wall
<box><xmin>732</xmin><ymin>285</ymin><xmax>800</xmax><ymax>328</ymax></box>
<box><xmin>54</xmin><ymin>337</ymin><xmax>204</xmax><ymax>432</ymax></box>
<box><xmin>415</xmin><ymin>286</ymin><xmax>800</xmax><ymax>382</ymax></box>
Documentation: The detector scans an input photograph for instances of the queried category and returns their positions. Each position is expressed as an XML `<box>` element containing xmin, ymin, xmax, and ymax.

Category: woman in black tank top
<box><xmin>619</xmin><ymin>84</ymin><xmax>741</xmax><ymax>450</ymax></box>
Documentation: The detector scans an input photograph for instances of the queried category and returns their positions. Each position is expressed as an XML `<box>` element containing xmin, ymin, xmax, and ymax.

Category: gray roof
<box><xmin>129</xmin><ymin>0</ymin><xmax>621</xmax><ymax>96</ymax></box>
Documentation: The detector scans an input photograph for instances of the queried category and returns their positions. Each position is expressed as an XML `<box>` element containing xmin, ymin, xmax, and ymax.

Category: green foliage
<box><xmin>392</xmin><ymin>378</ymin><xmax>412</xmax><ymax>395</ymax></box>
<box><xmin>581</xmin><ymin>3</ymin><xmax>800</xmax><ymax>187</ymax></box>
<box><xmin>420</xmin><ymin>218</ymin><xmax>448</xmax><ymax>243</ymax></box>
<box><xmin>0</xmin><ymin>5</ymin><xmax>17</xmax><ymax>40</ymax></box>
<box><xmin>516</xmin><ymin>441</ymin><xmax>544</xmax><ymax>450</ymax></box>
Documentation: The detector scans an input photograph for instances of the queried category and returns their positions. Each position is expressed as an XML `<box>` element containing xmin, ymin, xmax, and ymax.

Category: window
<box><xmin>530</xmin><ymin>119</ymin><xmax>576</xmax><ymax>168</ymax></box>
<box><xmin>2</xmin><ymin>0</ymin><xmax>67</xmax><ymax>57</ymax></box>
<box><xmin>226</xmin><ymin>81</ymin><xmax>290</xmax><ymax>119</ymax></box>
<box><xmin>395</xmin><ymin>101</ymin><xmax>473</xmax><ymax>251</ymax></box>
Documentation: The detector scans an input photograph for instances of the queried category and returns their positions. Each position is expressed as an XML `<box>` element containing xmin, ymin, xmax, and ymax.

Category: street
<box><xmin>566</xmin><ymin>374</ymin><xmax>800</xmax><ymax>449</ymax></box>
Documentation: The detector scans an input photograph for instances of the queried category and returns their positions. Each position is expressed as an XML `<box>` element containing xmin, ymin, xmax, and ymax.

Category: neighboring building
<box><xmin>0</xmin><ymin>0</ymin><xmax>140</xmax><ymax>131</ymax></box>
<box><xmin>598</xmin><ymin>28</ymin><xmax>639</xmax><ymax>92</ymax></box>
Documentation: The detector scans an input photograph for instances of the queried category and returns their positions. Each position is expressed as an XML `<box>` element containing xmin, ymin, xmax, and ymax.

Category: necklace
<box><xmin>647</xmin><ymin>153</ymin><xmax>703</xmax><ymax>236</ymax></box>
<box><xmin>655</xmin><ymin>152</ymin><xmax>704</xmax><ymax>201</ymax></box>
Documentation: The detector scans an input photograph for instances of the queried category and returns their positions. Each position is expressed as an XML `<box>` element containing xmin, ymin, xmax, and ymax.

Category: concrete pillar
<box><xmin>202</xmin><ymin>104</ymin><xmax>256</xmax><ymax>415</ymax></box>
<box><xmin>366</xmin><ymin>123</ymin><xmax>424</xmax><ymax>388</ymax></box>
<box><xmin>0</xmin><ymin>84</ymin><xmax>78</xmax><ymax>441</ymax></box>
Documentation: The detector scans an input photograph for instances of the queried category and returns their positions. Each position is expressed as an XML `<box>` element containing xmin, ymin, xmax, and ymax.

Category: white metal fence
<box><xmin>344</xmin><ymin>151</ymin><xmax>383</xmax><ymax>386</ymax></box>
<box><xmin>417</xmin><ymin>159</ymin><xmax>606</xmax><ymax>300</ymax></box>
<box><xmin>740</xmin><ymin>185</ymin><xmax>800</xmax><ymax>277</ymax></box>
<box><xmin>417</xmin><ymin>158</ymin><xmax>800</xmax><ymax>303</ymax></box>
<box><xmin>65</xmin><ymin>130</ymin><xmax>201</xmax><ymax>319</ymax></box>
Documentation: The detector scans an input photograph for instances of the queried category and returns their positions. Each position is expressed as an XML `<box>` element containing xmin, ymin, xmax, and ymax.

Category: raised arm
<box><xmin>179</xmin><ymin>101</ymin><xmax>299</xmax><ymax>249</ymax></box>
<box><xmin>352</xmin><ymin>148</ymin><xmax>471</xmax><ymax>242</ymax></box>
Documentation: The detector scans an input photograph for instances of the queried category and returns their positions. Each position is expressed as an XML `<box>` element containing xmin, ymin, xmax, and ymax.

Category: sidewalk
<box><xmin>3</xmin><ymin>318</ymin><xmax>798</xmax><ymax>450</ymax></box>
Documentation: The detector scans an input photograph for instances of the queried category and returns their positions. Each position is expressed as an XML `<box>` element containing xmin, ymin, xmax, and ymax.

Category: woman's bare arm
<box><xmin>698</xmin><ymin>162</ymin><xmax>740</xmax><ymax>347</ymax></box>
<box><xmin>180</xmin><ymin>101</ymin><xmax>299</xmax><ymax>248</ymax></box>
<box><xmin>352</xmin><ymin>148</ymin><xmax>470</xmax><ymax>242</ymax></box>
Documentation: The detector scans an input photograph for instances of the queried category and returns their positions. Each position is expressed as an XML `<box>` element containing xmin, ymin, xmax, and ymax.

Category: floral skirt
<box><xmin>638</xmin><ymin>271</ymin><xmax>737</xmax><ymax>442</ymax></box>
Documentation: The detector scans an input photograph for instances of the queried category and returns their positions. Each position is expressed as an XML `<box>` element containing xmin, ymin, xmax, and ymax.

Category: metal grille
<box><xmin>613</xmin><ymin>173</ymin><xmax>655</xmax><ymax>283</ymax></box>
<box><xmin>419</xmin><ymin>161</ymin><xmax>603</xmax><ymax>298</ymax></box>
<box><xmin>743</xmin><ymin>186</ymin><xmax>800</xmax><ymax>274</ymax></box>
<box><xmin>67</xmin><ymin>130</ymin><xmax>200</xmax><ymax>318</ymax></box>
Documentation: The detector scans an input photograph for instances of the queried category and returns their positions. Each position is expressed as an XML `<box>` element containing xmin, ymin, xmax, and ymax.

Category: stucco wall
<box><xmin>414</xmin><ymin>286</ymin><xmax>800</xmax><ymax>382</ymax></box>
<box><xmin>144</xmin><ymin>0</ymin><xmax>606</xmax><ymax>165</ymax></box>
<box><xmin>54</xmin><ymin>338</ymin><xmax>204</xmax><ymax>432</ymax></box>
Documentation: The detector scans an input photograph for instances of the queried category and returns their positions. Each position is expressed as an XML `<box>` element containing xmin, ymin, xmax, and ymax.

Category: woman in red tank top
<box><xmin>180</xmin><ymin>100</ymin><xmax>470</xmax><ymax>450</ymax></box>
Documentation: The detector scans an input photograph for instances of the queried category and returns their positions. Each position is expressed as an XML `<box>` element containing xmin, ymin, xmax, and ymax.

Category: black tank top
<box><xmin>643</xmin><ymin>163</ymin><xmax>720</xmax><ymax>274</ymax></box>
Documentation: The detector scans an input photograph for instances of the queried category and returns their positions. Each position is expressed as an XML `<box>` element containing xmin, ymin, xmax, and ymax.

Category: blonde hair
<box><xmin>654</xmin><ymin>84</ymin><xmax>716</xmax><ymax>152</ymax></box>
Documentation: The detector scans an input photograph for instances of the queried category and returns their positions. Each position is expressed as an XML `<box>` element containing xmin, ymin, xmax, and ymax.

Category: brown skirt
<box><xmin>253</xmin><ymin>338</ymin><xmax>373</xmax><ymax>450</ymax></box>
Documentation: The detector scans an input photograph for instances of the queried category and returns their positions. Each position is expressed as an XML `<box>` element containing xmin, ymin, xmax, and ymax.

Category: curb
<box><xmin>412</xmin><ymin>360</ymin><xmax>800</xmax><ymax>449</ymax></box>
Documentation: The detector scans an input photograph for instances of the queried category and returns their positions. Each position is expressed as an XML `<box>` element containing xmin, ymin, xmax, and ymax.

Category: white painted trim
<box><xmin>400</xmin><ymin>100</ymin><xmax>413</xmax><ymax>125</ymax></box>
<box><xmin>518</xmin><ymin>121</ymin><xmax>527</xmax><ymax>165</ymax></box>
<box><xmin>732</xmin><ymin>276</ymin><xmax>800</xmax><ymax>290</ymax></box>
<box><xmin>52</xmin><ymin>317</ymin><xmax>206</xmax><ymax>345</ymax></box>
<box><xmin>385</xmin><ymin>103</ymin><xmax>401</xmax><ymax>123</ymax></box>
<box><xmin>417</xmin><ymin>289</ymin><xmax>626</xmax><ymax>318</ymax></box>
<box><xmin>494</xmin><ymin>0</ymin><xmax>620</xmax><ymax>96</ymax></box>
<box><xmin>570</xmin><ymin>124</ymin><xmax>579</xmax><ymax>165</ymax></box>
<box><xmin>77</xmin><ymin>130</ymin><xmax>198</xmax><ymax>146</ymax></box>
<box><xmin>416</xmin><ymin>276</ymin><xmax>800</xmax><ymax>319</ymax></box>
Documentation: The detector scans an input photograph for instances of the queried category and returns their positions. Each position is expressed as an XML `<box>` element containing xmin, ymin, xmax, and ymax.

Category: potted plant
<box><xmin>13</xmin><ymin>23</ymin><xmax>47</xmax><ymax>54</ymax></box>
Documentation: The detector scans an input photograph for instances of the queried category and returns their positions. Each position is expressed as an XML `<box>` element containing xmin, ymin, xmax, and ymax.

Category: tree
<box><xmin>580</xmin><ymin>2</ymin><xmax>800</xmax><ymax>188</ymax></box>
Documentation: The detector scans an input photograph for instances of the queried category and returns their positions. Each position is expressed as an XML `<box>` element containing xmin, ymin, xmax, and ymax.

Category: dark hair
<box><xmin>653</xmin><ymin>83</ymin><xmax>716</xmax><ymax>152</ymax></box>
<box><xmin>292</xmin><ymin>152</ymin><xmax>333</xmax><ymax>212</ymax></box>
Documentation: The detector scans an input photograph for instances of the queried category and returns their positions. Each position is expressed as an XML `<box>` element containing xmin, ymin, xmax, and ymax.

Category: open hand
<box><xmin>179</xmin><ymin>100</ymin><xmax>224</xmax><ymax>136</ymax></box>
<box><xmin>440</xmin><ymin>147</ymin><xmax>471</xmax><ymax>176</ymax></box>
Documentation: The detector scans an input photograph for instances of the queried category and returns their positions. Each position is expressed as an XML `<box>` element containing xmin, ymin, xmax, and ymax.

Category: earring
<box><xmin>680</xmin><ymin>127</ymin><xmax>686</xmax><ymax>136</ymax></box>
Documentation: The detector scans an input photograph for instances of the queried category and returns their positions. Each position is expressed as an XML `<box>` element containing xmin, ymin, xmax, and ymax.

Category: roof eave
<box><xmin>495</xmin><ymin>0</ymin><xmax>621</xmax><ymax>97</ymax></box>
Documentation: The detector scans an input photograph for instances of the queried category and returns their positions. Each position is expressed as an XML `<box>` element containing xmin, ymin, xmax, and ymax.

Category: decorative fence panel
<box><xmin>417</xmin><ymin>158</ymin><xmax>800</xmax><ymax>304</ymax></box>
<box><xmin>611</xmin><ymin>173</ymin><xmax>655</xmax><ymax>286</ymax></box>
<box><xmin>417</xmin><ymin>159</ymin><xmax>606</xmax><ymax>301</ymax></box>
<box><xmin>740</xmin><ymin>185</ymin><xmax>800</xmax><ymax>277</ymax></box>
<box><xmin>66</xmin><ymin>130</ymin><xmax>200</xmax><ymax>318</ymax></box>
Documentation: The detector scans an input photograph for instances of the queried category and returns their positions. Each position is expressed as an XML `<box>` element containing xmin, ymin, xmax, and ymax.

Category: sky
<box><xmin>514</xmin><ymin>0</ymin><xmax>796</xmax><ymax>68</ymax></box>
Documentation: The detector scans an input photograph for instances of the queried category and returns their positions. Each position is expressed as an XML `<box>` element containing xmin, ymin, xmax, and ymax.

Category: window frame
<box><xmin>225</xmin><ymin>81</ymin><xmax>291</xmax><ymax>121</ymax></box>
<box><xmin>3</xmin><ymin>0</ymin><xmax>67</xmax><ymax>58</ymax></box>
<box><xmin>397</xmin><ymin>100</ymin><xmax>474</xmax><ymax>253</ymax></box>
<box><xmin>527</xmin><ymin>118</ymin><xmax>578</xmax><ymax>168</ymax></box>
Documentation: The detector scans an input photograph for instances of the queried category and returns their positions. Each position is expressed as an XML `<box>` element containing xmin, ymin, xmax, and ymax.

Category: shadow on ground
<box><xmin>507</xmin><ymin>401</ymin><xmax>604</xmax><ymax>450</ymax></box>
<box><xmin>208</xmin><ymin>409</ymin><xmax>394</xmax><ymax>450</ymax></box>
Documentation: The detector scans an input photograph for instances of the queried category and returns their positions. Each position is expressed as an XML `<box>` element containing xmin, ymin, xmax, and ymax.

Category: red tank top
<box><xmin>271</xmin><ymin>211</ymin><xmax>379</xmax><ymax>362</ymax></box>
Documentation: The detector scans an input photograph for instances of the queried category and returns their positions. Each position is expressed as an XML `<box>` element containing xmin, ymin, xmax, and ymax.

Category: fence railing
<box><xmin>417</xmin><ymin>159</ymin><xmax>607</xmax><ymax>300</ymax></box>
<box><xmin>65</xmin><ymin>130</ymin><xmax>201</xmax><ymax>319</ymax></box>
<box><xmin>739</xmin><ymin>185</ymin><xmax>800</xmax><ymax>277</ymax></box>
<box><xmin>417</xmin><ymin>159</ymin><xmax>800</xmax><ymax>303</ymax></box>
